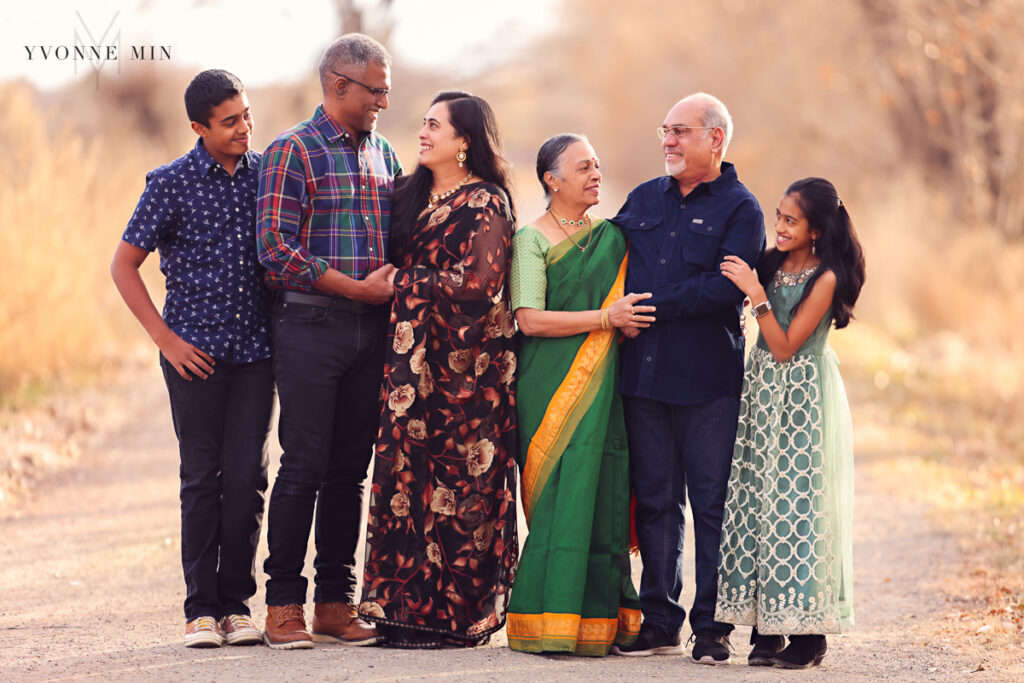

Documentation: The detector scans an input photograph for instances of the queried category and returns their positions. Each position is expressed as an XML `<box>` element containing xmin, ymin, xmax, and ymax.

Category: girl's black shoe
<box><xmin>772</xmin><ymin>634</ymin><xmax>827</xmax><ymax>669</ymax></box>
<box><xmin>748</xmin><ymin>627</ymin><xmax>785</xmax><ymax>666</ymax></box>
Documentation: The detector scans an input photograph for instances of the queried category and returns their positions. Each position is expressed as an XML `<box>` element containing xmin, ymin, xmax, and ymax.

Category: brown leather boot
<box><xmin>263</xmin><ymin>604</ymin><xmax>314</xmax><ymax>650</ymax></box>
<box><xmin>312</xmin><ymin>602</ymin><xmax>380</xmax><ymax>646</ymax></box>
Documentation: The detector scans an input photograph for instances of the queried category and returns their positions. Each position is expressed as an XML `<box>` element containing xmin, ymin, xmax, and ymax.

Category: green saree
<box><xmin>506</xmin><ymin>220</ymin><xmax>641</xmax><ymax>656</ymax></box>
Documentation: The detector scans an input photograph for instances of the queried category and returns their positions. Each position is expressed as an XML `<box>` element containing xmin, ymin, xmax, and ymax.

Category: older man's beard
<box><xmin>665</xmin><ymin>155</ymin><xmax>686</xmax><ymax>177</ymax></box>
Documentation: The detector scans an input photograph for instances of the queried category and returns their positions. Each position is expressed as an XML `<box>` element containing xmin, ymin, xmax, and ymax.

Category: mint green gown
<box><xmin>715</xmin><ymin>266</ymin><xmax>854</xmax><ymax>635</ymax></box>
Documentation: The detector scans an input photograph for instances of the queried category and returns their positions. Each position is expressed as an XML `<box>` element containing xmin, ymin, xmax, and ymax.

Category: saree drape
<box><xmin>506</xmin><ymin>220</ymin><xmax>641</xmax><ymax>656</ymax></box>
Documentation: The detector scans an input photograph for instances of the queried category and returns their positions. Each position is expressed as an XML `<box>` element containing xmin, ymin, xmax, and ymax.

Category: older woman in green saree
<box><xmin>506</xmin><ymin>134</ymin><xmax>655</xmax><ymax>656</ymax></box>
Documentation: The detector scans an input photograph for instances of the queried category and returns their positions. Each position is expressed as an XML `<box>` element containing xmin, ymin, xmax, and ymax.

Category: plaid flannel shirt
<box><xmin>257</xmin><ymin>105</ymin><xmax>402</xmax><ymax>291</ymax></box>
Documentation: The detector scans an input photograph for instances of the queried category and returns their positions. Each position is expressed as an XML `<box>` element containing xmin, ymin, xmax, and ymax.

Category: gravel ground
<box><xmin>1</xmin><ymin>365</ymin><xmax>1019</xmax><ymax>681</ymax></box>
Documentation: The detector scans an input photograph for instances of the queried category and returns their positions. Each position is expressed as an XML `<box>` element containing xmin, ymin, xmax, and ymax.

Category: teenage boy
<box><xmin>111</xmin><ymin>69</ymin><xmax>273</xmax><ymax>649</ymax></box>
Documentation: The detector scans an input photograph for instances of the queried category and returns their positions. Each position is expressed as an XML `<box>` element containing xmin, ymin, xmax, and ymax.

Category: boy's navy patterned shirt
<box><xmin>122</xmin><ymin>139</ymin><xmax>272</xmax><ymax>363</ymax></box>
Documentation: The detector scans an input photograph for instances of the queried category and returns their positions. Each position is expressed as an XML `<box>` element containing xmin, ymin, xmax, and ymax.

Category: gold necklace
<box><xmin>427</xmin><ymin>172</ymin><xmax>474</xmax><ymax>209</ymax></box>
<box><xmin>548</xmin><ymin>210</ymin><xmax>594</xmax><ymax>251</ymax></box>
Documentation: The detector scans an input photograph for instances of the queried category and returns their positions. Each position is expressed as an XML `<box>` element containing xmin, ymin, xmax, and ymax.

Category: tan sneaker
<box><xmin>220</xmin><ymin>614</ymin><xmax>262</xmax><ymax>646</ymax></box>
<box><xmin>263</xmin><ymin>604</ymin><xmax>314</xmax><ymax>650</ymax></box>
<box><xmin>184</xmin><ymin>616</ymin><xmax>224</xmax><ymax>648</ymax></box>
<box><xmin>312</xmin><ymin>602</ymin><xmax>380</xmax><ymax>646</ymax></box>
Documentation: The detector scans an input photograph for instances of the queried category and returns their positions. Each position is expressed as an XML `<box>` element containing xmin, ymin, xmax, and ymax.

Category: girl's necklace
<box><xmin>427</xmin><ymin>172</ymin><xmax>473</xmax><ymax>210</ymax></box>
<box><xmin>774</xmin><ymin>252</ymin><xmax>818</xmax><ymax>290</ymax></box>
<box><xmin>548</xmin><ymin>209</ymin><xmax>594</xmax><ymax>251</ymax></box>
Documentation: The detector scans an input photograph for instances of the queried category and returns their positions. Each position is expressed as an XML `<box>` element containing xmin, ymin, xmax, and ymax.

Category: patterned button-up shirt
<box><xmin>257</xmin><ymin>105</ymin><xmax>402</xmax><ymax>291</ymax></box>
<box><xmin>122</xmin><ymin>139</ymin><xmax>272</xmax><ymax>363</ymax></box>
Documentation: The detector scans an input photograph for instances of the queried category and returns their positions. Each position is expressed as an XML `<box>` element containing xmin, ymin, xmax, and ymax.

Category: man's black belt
<box><xmin>279</xmin><ymin>289</ymin><xmax>381</xmax><ymax>315</ymax></box>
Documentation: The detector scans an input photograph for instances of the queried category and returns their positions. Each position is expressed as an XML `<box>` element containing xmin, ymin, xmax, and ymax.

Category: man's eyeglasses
<box><xmin>331</xmin><ymin>70</ymin><xmax>390</xmax><ymax>98</ymax></box>
<box><xmin>656</xmin><ymin>125</ymin><xmax>716</xmax><ymax>141</ymax></box>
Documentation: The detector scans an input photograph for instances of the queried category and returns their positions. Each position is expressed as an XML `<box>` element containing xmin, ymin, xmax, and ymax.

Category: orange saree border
<box><xmin>520</xmin><ymin>256</ymin><xmax>628</xmax><ymax>523</ymax></box>
<box><xmin>506</xmin><ymin>607</ymin><xmax>642</xmax><ymax>652</ymax></box>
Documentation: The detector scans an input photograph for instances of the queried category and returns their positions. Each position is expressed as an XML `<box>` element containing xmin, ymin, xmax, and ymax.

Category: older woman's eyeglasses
<box><xmin>656</xmin><ymin>125</ymin><xmax>715</xmax><ymax>141</ymax></box>
<box><xmin>331</xmin><ymin>70</ymin><xmax>390</xmax><ymax>98</ymax></box>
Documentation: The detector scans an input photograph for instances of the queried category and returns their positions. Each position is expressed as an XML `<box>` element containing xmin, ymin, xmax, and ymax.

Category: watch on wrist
<box><xmin>752</xmin><ymin>300</ymin><xmax>773</xmax><ymax>318</ymax></box>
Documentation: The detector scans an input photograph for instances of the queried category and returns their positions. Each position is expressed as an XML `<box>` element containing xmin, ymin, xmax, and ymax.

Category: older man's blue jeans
<box><xmin>623</xmin><ymin>394</ymin><xmax>739</xmax><ymax>637</ymax></box>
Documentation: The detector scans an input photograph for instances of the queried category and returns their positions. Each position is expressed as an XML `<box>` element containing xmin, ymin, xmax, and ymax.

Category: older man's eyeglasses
<box><xmin>656</xmin><ymin>125</ymin><xmax>716</xmax><ymax>141</ymax></box>
<box><xmin>331</xmin><ymin>70</ymin><xmax>390</xmax><ymax>98</ymax></box>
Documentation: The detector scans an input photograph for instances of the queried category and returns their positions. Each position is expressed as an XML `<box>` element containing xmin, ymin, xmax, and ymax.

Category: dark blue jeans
<box><xmin>160</xmin><ymin>353</ymin><xmax>273</xmax><ymax>621</ymax></box>
<box><xmin>623</xmin><ymin>394</ymin><xmax>739</xmax><ymax>636</ymax></box>
<box><xmin>263</xmin><ymin>299</ymin><xmax>386</xmax><ymax>606</ymax></box>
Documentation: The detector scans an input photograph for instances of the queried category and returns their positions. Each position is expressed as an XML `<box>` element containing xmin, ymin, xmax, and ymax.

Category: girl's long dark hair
<box><xmin>756</xmin><ymin>177</ymin><xmax>866</xmax><ymax>329</ymax></box>
<box><xmin>389</xmin><ymin>90</ymin><xmax>516</xmax><ymax>263</ymax></box>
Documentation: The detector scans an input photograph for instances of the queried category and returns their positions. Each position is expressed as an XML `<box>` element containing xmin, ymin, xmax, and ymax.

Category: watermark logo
<box><xmin>74</xmin><ymin>11</ymin><xmax>121</xmax><ymax>82</ymax></box>
<box><xmin>23</xmin><ymin>12</ymin><xmax>172</xmax><ymax>89</ymax></box>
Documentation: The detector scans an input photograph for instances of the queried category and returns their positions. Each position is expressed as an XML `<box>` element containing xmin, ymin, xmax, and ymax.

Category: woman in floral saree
<box><xmin>505</xmin><ymin>134</ymin><xmax>655</xmax><ymax>656</ymax></box>
<box><xmin>358</xmin><ymin>91</ymin><xmax>519</xmax><ymax>649</ymax></box>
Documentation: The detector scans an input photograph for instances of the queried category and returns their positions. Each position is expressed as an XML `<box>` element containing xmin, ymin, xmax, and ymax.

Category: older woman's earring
<box><xmin>457</xmin><ymin>150</ymin><xmax>467</xmax><ymax>168</ymax></box>
<box><xmin>812</xmin><ymin>239</ymin><xmax>816</xmax><ymax>255</ymax></box>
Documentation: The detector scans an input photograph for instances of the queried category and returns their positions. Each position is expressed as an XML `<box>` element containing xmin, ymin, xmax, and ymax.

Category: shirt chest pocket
<box><xmin>684</xmin><ymin>219</ymin><xmax>724</xmax><ymax>269</ymax></box>
<box><xmin>623</xmin><ymin>216</ymin><xmax>663</xmax><ymax>248</ymax></box>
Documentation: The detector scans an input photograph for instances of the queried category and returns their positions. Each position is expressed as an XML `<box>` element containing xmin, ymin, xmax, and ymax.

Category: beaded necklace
<box><xmin>548</xmin><ymin>210</ymin><xmax>594</xmax><ymax>251</ymax></box>
<box><xmin>772</xmin><ymin>265</ymin><xmax>820</xmax><ymax>290</ymax></box>
<box><xmin>427</xmin><ymin>172</ymin><xmax>473</xmax><ymax>210</ymax></box>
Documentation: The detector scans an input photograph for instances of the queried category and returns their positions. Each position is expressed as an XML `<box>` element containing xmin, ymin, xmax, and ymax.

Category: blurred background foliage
<box><xmin>1</xmin><ymin>0</ymin><xmax>1021</xmax><ymax>629</ymax></box>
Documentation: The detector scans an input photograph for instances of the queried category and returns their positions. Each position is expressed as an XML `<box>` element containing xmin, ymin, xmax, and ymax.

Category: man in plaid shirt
<box><xmin>256</xmin><ymin>33</ymin><xmax>401</xmax><ymax>650</ymax></box>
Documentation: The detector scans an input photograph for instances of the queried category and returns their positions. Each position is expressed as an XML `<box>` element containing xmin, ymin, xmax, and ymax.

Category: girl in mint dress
<box><xmin>715</xmin><ymin>177</ymin><xmax>866</xmax><ymax>669</ymax></box>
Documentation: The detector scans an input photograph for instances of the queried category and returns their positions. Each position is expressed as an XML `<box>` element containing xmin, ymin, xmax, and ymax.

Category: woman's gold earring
<box><xmin>457</xmin><ymin>150</ymin><xmax>467</xmax><ymax>168</ymax></box>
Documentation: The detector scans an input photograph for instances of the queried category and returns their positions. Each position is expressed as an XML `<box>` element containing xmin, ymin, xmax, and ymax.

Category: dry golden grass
<box><xmin>0</xmin><ymin>81</ymin><xmax>163</xmax><ymax>405</ymax></box>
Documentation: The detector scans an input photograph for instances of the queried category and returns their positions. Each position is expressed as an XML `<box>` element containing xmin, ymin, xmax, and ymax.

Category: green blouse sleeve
<box><xmin>510</xmin><ymin>226</ymin><xmax>548</xmax><ymax>311</ymax></box>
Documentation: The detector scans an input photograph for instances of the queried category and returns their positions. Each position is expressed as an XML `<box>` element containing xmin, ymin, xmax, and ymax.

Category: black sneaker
<box><xmin>610</xmin><ymin>623</ymin><xmax>683</xmax><ymax>656</ymax></box>
<box><xmin>689</xmin><ymin>630</ymin><xmax>732</xmax><ymax>665</ymax></box>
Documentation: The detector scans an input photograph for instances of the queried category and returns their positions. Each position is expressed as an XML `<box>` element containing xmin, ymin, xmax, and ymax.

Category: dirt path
<box><xmin>0</xmin><ymin>366</ymin><xmax>1017</xmax><ymax>681</ymax></box>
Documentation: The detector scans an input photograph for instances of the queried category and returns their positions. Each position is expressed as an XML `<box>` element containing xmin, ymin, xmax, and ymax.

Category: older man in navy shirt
<box><xmin>610</xmin><ymin>93</ymin><xmax>765</xmax><ymax>664</ymax></box>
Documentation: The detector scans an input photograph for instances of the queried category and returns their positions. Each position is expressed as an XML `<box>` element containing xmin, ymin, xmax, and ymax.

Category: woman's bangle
<box><xmin>600</xmin><ymin>308</ymin><xmax>611</xmax><ymax>331</ymax></box>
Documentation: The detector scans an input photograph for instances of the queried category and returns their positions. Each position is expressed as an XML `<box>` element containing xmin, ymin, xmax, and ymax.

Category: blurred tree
<box><xmin>333</xmin><ymin>0</ymin><xmax>394</xmax><ymax>44</ymax></box>
<box><xmin>860</xmin><ymin>0</ymin><xmax>1024</xmax><ymax>239</ymax></box>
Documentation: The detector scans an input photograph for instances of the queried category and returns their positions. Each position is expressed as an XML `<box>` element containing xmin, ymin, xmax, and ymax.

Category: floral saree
<box><xmin>359</xmin><ymin>183</ymin><xmax>519</xmax><ymax>647</ymax></box>
<box><xmin>506</xmin><ymin>220</ymin><xmax>641</xmax><ymax>656</ymax></box>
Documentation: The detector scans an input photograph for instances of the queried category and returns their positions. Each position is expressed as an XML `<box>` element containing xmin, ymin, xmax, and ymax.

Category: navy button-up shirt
<box><xmin>614</xmin><ymin>162</ymin><xmax>765</xmax><ymax>405</ymax></box>
<box><xmin>122</xmin><ymin>139</ymin><xmax>272</xmax><ymax>363</ymax></box>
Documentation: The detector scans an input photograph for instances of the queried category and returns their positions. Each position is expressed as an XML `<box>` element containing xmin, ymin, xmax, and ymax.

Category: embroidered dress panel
<box><xmin>122</xmin><ymin>139</ymin><xmax>271</xmax><ymax>362</ymax></box>
<box><xmin>715</xmin><ymin>266</ymin><xmax>854</xmax><ymax>634</ymax></box>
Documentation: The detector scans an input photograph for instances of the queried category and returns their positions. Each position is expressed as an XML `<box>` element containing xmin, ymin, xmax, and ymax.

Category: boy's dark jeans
<box><xmin>263</xmin><ymin>299</ymin><xmax>386</xmax><ymax>607</ymax></box>
<box><xmin>624</xmin><ymin>394</ymin><xmax>740</xmax><ymax>637</ymax></box>
<box><xmin>160</xmin><ymin>353</ymin><xmax>273</xmax><ymax>621</ymax></box>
